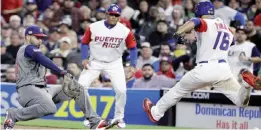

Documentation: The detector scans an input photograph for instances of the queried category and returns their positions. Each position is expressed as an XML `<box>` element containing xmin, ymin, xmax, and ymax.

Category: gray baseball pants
<box><xmin>7</xmin><ymin>84</ymin><xmax>101</xmax><ymax>128</ymax></box>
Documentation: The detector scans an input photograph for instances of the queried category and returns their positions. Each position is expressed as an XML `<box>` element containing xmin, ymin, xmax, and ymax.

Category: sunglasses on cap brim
<box><xmin>107</xmin><ymin>13</ymin><xmax>120</xmax><ymax>17</ymax></box>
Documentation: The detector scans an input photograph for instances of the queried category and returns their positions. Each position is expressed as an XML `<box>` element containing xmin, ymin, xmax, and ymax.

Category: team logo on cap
<box><xmin>40</xmin><ymin>28</ymin><xmax>43</xmax><ymax>33</ymax></box>
<box><xmin>112</xmin><ymin>6</ymin><xmax>118</xmax><ymax>11</ymax></box>
<box><xmin>29</xmin><ymin>31</ymin><xmax>33</xmax><ymax>34</ymax></box>
<box><xmin>208</xmin><ymin>10</ymin><xmax>214</xmax><ymax>14</ymax></box>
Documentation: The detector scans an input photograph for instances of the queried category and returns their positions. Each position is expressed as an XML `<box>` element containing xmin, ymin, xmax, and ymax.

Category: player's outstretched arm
<box><xmin>174</xmin><ymin>18</ymin><xmax>203</xmax><ymax>44</ymax></box>
<box><xmin>176</xmin><ymin>19</ymin><xmax>197</xmax><ymax>35</ymax></box>
<box><xmin>24</xmin><ymin>45</ymin><xmax>65</xmax><ymax>75</ymax></box>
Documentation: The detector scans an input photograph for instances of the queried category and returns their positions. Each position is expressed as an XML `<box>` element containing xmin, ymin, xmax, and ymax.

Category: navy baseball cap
<box><xmin>195</xmin><ymin>1</ymin><xmax>215</xmax><ymax>17</ymax></box>
<box><xmin>25</xmin><ymin>25</ymin><xmax>47</xmax><ymax>37</ymax></box>
<box><xmin>106</xmin><ymin>4</ymin><xmax>121</xmax><ymax>15</ymax></box>
<box><xmin>236</xmin><ymin>25</ymin><xmax>247</xmax><ymax>33</ymax></box>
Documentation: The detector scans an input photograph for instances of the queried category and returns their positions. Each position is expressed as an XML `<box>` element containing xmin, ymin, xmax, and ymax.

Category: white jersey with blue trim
<box><xmin>227</xmin><ymin>41</ymin><xmax>255</xmax><ymax>79</ymax></box>
<box><xmin>194</xmin><ymin>18</ymin><xmax>234</xmax><ymax>64</ymax></box>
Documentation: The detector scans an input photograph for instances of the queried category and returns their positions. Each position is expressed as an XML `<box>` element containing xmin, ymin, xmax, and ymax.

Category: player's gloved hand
<box><xmin>61</xmin><ymin>70</ymin><xmax>74</xmax><ymax>79</ymax></box>
<box><xmin>82</xmin><ymin>59</ymin><xmax>89</xmax><ymax>70</ymax></box>
<box><xmin>173</xmin><ymin>32</ymin><xmax>185</xmax><ymax>44</ymax></box>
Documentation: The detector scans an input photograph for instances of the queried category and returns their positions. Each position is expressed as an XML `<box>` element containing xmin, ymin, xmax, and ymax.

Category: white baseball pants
<box><xmin>78</xmin><ymin>58</ymin><xmax>126</xmax><ymax>120</ymax></box>
<box><xmin>151</xmin><ymin>61</ymin><xmax>251</xmax><ymax>121</ymax></box>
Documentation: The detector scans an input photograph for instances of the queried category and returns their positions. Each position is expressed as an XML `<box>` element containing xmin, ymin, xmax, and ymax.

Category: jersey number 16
<box><xmin>213</xmin><ymin>31</ymin><xmax>230</xmax><ymax>51</ymax></box>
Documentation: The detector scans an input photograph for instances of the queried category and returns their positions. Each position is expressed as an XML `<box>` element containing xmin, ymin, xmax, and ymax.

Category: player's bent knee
<box><xmin>40</xmin><ymin>103</ymin><xmax>57</xmax><ymax>116</ymax></box>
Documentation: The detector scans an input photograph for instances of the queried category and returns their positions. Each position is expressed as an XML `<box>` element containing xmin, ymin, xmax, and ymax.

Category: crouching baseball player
<box><xmin>3</xmin><ymin>25</ymin><xmax>117</xmax><ymax>130</ymax></box>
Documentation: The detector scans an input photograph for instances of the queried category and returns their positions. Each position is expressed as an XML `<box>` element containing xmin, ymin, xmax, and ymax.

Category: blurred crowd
<box><xmin>1</xmin><ymin>0</ymin><xmax>261</xmax><ymax>91</ymax></box>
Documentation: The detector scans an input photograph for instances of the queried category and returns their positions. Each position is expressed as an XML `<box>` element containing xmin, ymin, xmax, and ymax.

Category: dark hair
<box><xmin>160</xmin><ymin>42</ymin><xmax>170</xmax><ymax>48</ymax></box>
<box><xmin>142</xmin><ymin>63</ymin><xmax>154</xmax><ymax>69</ymax></box>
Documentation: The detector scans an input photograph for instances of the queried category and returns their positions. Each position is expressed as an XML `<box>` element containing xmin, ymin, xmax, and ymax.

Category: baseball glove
<box><xmin>241</xmin><ymin>69</ymin><xmax>261</xmax><ymax>90</ymax></box>
<box><xmin>62</xmin><ymin>73</ymin><xmax>82</xmax><ymax>98</ymax></box>
<box><xmin>173</xmin><ymin>32</ymin><xmax>185</xmax><ymax>45</ymax></box>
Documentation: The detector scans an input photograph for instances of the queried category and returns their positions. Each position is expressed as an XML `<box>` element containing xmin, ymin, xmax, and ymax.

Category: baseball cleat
<box><xmin>105</xmin><ymin>119</ymin><xmax>119</xmax><ymax>129</ymax></box>
<box><xmin>143</xmin><ymin>98</ymin><xmax>157</xmax><ymax>123</ymax></box>
<box><xmin>116</xmin><ymin>119</ymin><xmax>126</xmax><ymax>129</ymax></box>
<box><xmin>3</xmin><ymin>111</ymin><xmax>15</xmax><ymax>130</ymax></box>
<box><xmin>241</xmin><ymin>70</ymin><xmax>261</xmax><ymax>90</ymax></box>
<box><xmin>94</xmin><ymin>120</ymin><xmax>107</xmax><ymax>130</ymax></box>
<box><xmin>83</xmin><ymin>119</ymin><xmax>90</xmax><ymax>128</ymax></box>
<box><xmin>93</xmin><ymin>119</ymin><xmax>118</xmax><ymax>130</ymax></box>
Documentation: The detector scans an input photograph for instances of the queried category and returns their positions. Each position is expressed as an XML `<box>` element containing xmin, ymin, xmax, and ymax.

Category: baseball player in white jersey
<box><xmin>143</xmin><ymin>1</ymin><xmax>261</xmax><ymax>123</ymax></box>
<box><xmin>78</xmin><ymin>4</ymin><xmax>137</xmax><ymax>128</ymax></box>
<box><xmin>227</xmin><ymin>26</ymin><xmax>261</xmax><ymax>83</ymax></box>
